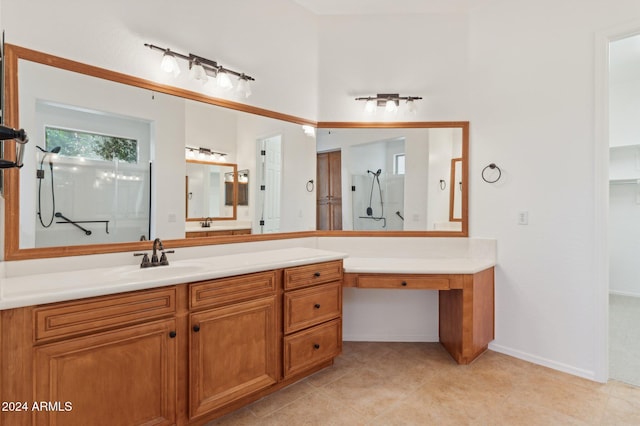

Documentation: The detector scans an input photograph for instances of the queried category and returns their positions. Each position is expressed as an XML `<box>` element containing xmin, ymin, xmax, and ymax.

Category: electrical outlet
<box><xmin>518</xmin><ymin>211</ymin><xmax>528</xmax><ymax>225</ymax></box>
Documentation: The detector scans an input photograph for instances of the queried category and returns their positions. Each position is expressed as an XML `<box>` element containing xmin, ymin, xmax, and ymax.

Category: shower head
<box><xmin>50</xmin><ymin>146</ymin><xmax>61</xmax><ymax>154</ymax></box>
<box><xmin>367</xmin><ymin>169</ymin><xmax>382</xmax><ymax>176</ymax></box>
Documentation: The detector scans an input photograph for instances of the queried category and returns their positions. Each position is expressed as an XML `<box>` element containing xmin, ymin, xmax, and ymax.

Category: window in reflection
<box><xmin>31</xmin><ymin>101</ymin><xmax>151</xmax><ymax>247</ymax></box>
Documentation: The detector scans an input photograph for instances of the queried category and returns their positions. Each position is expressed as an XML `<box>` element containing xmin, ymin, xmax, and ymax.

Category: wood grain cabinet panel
<box><xmin>357</xmin><ymin>274</ymin><xmax>451</xmax><ymax>290</ymax></box>
<box><xmin>33</xmin><ymin>287</ymin><xmax>176</xmax><ymax>342</ymax></box>
<box><xmin>190</xmin><ymin>270</ymin><xmax>277</xmax><ymax>310</ymax></box>
<box><xmin>34</xmin><ymin>318</ymin><xmax>177</xmax><ymax>426</ymax></box>
<box><xmin>284</xmin><ymin>282</ymin><xmax>342</xmax><ymax>334</ymax></box>
<box><xmin>283</xmin><ymin>319</ymin><xmax>342</xmax><ymax>378</ymax></box>
<box><xmin>189</xmin><ymin>296</ymin><xmax>278</xmax><ymax>419</ymax></box>
<box><xmin>284</xmin><ymin>260</ymin><xmax>343</xmax><ymax>290</ymax></box>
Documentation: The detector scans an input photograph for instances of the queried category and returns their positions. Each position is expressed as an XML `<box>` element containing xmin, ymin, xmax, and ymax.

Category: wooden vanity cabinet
<box><xmin>1</xmin><ymin>261</ymin><xmax>343</xmax><ymax>426</ymax></box>
<box><xmin>283</xmin><ymin>260</ymin><xmax>343</xmax><ymax>378</ymax></box>
<box><xmin>0</xmin><ymin>287</ymin><xmax>179</xmax><ymax>426</ymax></box>
<box><xmin>185</xmin><ymin>229</ymin><xmax>251</xmax><ymax>238</ymax></box>
<box><xmin>188</xmin><ymin>271</ymin><xmax>279</xmax><ymax>420</ymax></box>
<box><xmin>34</xmin><ymin>318</ymin><xmax>177</xmax><ymax>426</ymax></box>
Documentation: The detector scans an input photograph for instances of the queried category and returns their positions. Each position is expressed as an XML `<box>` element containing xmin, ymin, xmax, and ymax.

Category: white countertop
<box><xmin>343</xmin><ymin>257</ymin><xmax>495</xmax><ymax>275</ymax></box>
<box><xmin>0</xmin><ymin>248</ymin><xmax>347</xmax><ymax>310</ymax></box>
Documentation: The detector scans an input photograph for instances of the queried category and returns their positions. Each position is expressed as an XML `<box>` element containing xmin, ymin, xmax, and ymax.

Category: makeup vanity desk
<box><xmin>342</xmin><ymin>257</ymin><xmax>495</xmax><ymax>365</ymax></box>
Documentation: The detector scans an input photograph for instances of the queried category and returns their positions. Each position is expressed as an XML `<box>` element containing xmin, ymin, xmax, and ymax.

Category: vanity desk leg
<box><xmin>439</xmin><ymin>267</ymin><xmax>495</xmax><ymax>364</ymax></box>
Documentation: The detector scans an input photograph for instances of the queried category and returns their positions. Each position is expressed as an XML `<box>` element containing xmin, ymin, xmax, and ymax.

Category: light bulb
<box><xmin>217</xmin><ymin>70</ymin><xmax>233</xmax><ymax>90</ymax></box>
<box><xmin>385</xmin><ymin>99</ymin><xmax>398</xmax><ymax>113</ymax></box>
<box><xmin>236</xmin><ymin>77</ymin><xmax>252</xmax><ymax>98</ymax></box>
<box><xmin>189</xmin><ymin>61</ymin><xmax>208</xmax><ymax>83</ymax></box>
<box><xmin>364</xmin><ymin>99</ymin><xmax>377</xmax><ymax>113</ymax></box>
<box><xmin>160</xmin><ymin>51</ymin><xmax>180</xmax><ymax>77</ymax></box>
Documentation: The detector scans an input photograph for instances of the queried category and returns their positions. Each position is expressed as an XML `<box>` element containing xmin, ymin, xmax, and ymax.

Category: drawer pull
<box><xmin>314</xmin><ymin>303</ymin><xmax>321</xmax><ymax>309</ymax></box>
<box><xmin>313</xmin><ymin>343</ymin><xmax>320</xmax><ymax>350</ymax></box>
<box><xmin>313</xmin><ymin>272</ymin><xmax>321</xmax><ymax>277</ymax></box>
<box><xmin>169</xmin><ymin>331</ymin><xmax>177</xmax><ymax>338</ymax></box>
<box><xmin>193</xmin><ymin>325</ymin><xmax>200</xmax><ymax>333</ymax></box>
<box><xmin>401</xmin><ymin>281</ymin><xmax>408</xmax><ymax>286</ymax></box>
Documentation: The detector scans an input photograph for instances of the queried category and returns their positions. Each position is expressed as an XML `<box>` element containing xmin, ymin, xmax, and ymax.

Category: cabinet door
<box><xmin>189</xmin><ymin>296</ymin><xmax>278</xmax><ymax>419</ymax></box>
<box><xmin>34</xmin><ymin>319</ymin><xmax>177</xmax><ymax>426</ymax></box>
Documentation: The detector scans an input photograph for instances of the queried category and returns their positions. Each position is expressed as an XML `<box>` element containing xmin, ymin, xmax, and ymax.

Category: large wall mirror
<box><xmin>2</xmin><ymin>44</ymin><xmax>468</xmax><ymax>261</ymax></box>
<box><xmin>316</xmin><ymin>124</ymin><xmax>468</xmax><ymax>233</ymax></box>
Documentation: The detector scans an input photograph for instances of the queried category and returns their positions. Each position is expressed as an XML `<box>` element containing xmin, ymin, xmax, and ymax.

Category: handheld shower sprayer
<box><xmin>36</xmin><ymin>146</ymin><xmax>62</xmax><ymax>228</ymax></box>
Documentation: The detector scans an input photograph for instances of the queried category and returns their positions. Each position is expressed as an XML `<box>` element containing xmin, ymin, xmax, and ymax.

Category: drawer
<box><xmin>283</xmin><ymin>319</ymin><xmax>342</xmax><ymax>378</ymax></box>
<box><xmin>284</xmin><ymin>260</ymin><xmax>343</xmax><ymax>290</ymax></box>
<box><xmin>357</xmin><ymin>274</ymin><xmax>451</xmax><ymax>290</ymax></box>
<box><xmin>284</xmin><ymin>282</ymin><xmax>341</xmax><ymax>334</ymax></box>
<box><xmin>34</xmin><ymin>287</ymin><xmax>176</xmax><ymax>342</ymax></box>
<box><xmin>190</xmin><ymin>270</ymin><xmax>277</xmax><ymax>310</ymax></box>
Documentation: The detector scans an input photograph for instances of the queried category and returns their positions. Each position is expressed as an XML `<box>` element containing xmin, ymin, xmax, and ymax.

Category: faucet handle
<box><xmin>159</xmin><ymin>250</ymin><xmax>175</xmax><ymax>266</ymax></box>
<box><xmin>133</xmin><ymin>252</ymin><xmax>151</xmax><ymax>268</ymax></box>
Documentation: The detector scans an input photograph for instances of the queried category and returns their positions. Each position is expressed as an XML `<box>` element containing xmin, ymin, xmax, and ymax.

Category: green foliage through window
<box><xmin>45</xmin><ymin>127</ymin><xmax>138</xmax><ymax>163</ymax></box>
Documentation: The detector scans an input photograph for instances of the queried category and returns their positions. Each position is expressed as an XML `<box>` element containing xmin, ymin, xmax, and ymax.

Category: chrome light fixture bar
<box><xmin>144</xmin><ymin>43</ymin><xmax>255</xmax><ymax>98</ymax></box>
<box><xmin>185</xmin><ymin>146</ymin><xmax>228</xmax><ymax>162</ymax></box>
<box><xmin>355</xmin><ymin>93</ymin><xmax>422</xmax><ymax>113</ymax></box>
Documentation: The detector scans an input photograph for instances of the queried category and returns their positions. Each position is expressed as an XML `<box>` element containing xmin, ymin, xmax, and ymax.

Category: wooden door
<box><xmin>34</xmin><ymin>319</ymin><xmax>177</xmax><ymax>426</ymax></box>
<box><xmin>317</xmin><ymin>150</ymin><xmax>342</xmax><ymax>230</ymax></box>
<box><xmin>189</xmin><ymin>296</ymin><xmax>278</xmax><ymax>419</ymax></box>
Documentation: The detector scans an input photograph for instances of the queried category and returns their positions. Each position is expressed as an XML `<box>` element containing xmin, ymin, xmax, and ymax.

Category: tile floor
<box><xmin>206</xmin><ymin>342</ymin><xmax>640</xmax><ymax>426</ymax></box>
<box><xmin>610</xmin><ymin>294</ymin><xmax>640</xmax><ymax>386</ymax></box>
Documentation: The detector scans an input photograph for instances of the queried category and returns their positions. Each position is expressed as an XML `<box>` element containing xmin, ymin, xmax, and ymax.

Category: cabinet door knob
<box><xmin>314</xmin><ymin>272</ymin><xmax>321</xmax><ymax>277</ymax></box>
<box><xmin>313</xmin><ymin>343</ymin><xmax>320</xmax><ymax>350</ymax></box>
<box><xmin>314</xmin><ymin>303</ymin><xmax>321</xmax><ymax>309</ymax></box>
<box><xmin>193</xmin><ymin>325</ymin><xmax>200</xmax><ymax>332</ymax></box>
<box><xmin>169</xmin><ymin>331</ymin><xmax>177</xmax><ymax>338</ymax></box>
<box><xmin>401</xmin><ymin>281</ymin><xmax>407</xmax><ymax>286</ymax></box>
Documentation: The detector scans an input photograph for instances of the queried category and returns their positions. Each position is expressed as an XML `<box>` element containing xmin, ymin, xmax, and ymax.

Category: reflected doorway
<box><xmin>608</xmin><ymin>33</ymin><xmax>640</xmax><ymax>386</ymax></box>
<box><xmin>317</xmin><ymin>150</ymin><xmax>342</xmax><ymax>230</ymax></box>
<box><xmin>257</xmin><ymin>135</ymin><xmax>282</xmax><ymax>233</ymax></box>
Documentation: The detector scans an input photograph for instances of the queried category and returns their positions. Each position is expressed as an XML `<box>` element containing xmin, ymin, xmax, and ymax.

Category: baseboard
<box><xmin>343</xmin><ymin>333</ymin><xmax>439</xmax><ymax>342</ymax></box>
<box><xmin>489</xmin><ymin>342</ymin><xmax>599</xmax><ymax>382</ymax></box>
<box><xmin>610</xmin><ymin>290</ymin><xmax>640</xmax><ymax>298</ymax></box>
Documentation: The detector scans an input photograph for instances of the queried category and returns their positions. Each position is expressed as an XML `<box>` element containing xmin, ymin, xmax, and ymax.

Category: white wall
<box><xmin>468</xmin><ymin>0</ymin><xmax>640</xmax><ymax>380</ymax></box>
<box><xmin>317</xmin><ymin>13</ymin><xmax>469</xmax><ymax>122</ymax></box>
<box><xmin>0</xmin><ymin>0</ymin><xmax>318</xmax><ymax>120</ymax></box>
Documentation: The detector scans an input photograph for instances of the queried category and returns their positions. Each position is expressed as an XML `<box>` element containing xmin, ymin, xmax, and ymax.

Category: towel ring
<box><xmin>306</xmin><ymin>179</ymin><xmax>315</xmax><ymax>192</ymax></box>
<box><xmin>482</xmin><ymin>163</ymin><xmax>502</xmax><ymax>183</ymax></box>
<box><xmin>439</xmin><ymin>179</ymin><xmax>446</xmax><ymax>190</ymax></box>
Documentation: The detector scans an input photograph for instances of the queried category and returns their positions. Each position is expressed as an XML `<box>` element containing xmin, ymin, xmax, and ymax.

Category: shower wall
<box><xmin>351</xmin><ymin>173</ymin><xmax>404</xmax><ymax>231</ymax></box>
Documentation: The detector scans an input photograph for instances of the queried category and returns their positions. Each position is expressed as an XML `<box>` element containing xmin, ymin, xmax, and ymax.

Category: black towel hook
<box><xmin>482</xmin><ymin>163</ymin><xmax>502</xmax><ymax>183</ymax></box>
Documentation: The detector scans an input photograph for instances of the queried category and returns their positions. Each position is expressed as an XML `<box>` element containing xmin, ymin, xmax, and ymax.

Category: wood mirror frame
<box><xmin>2</xmin><ymin>44</ymin><xmax>468</xmax><ymax>261</ymax></box>
<box><xmin>185</xmin><ymin>160</ymin><xmax>238</xmax><ymax>222</ymax></box>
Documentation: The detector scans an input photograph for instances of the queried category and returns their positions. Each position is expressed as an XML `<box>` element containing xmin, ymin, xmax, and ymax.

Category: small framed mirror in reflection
<box><xmin>185</xmin><ymin>159</ymin><xmax>238</xmax><ymax>221</ymax></box>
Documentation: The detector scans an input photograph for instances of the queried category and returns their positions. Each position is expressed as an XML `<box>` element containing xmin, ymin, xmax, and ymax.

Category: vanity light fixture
<box><xmin>145</xmin><ymin>43</ymin><xmax>255</xmax><ymax>98</ymax></box>
<box><xmin>185</xmin><ymin>146</ymin><xmax>227</xmax><ymax>162</ymax></box>
<box><xmin>355</xmin><ymin>94</ymin><xmax>423</xmax><ymax>114</ymax></box>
